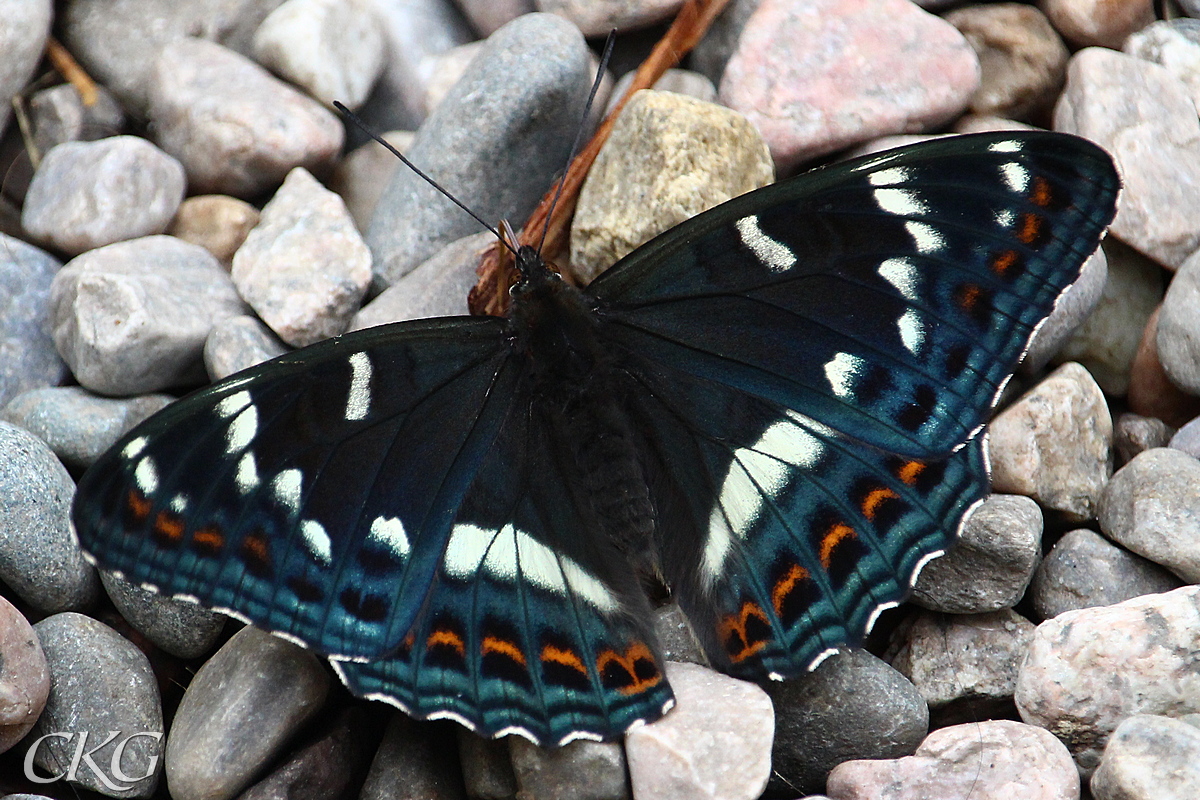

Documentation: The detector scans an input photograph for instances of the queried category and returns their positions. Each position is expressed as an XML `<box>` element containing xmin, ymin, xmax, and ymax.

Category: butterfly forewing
<box><xmin>591</xmin><ymin>132</ymin><xmax>1120</xmax><ymax>458</ymax></box>
<box><xmin>74</xmin><ymin>317</ymin><xmax>517</xmax><ymax>660</ymax></box>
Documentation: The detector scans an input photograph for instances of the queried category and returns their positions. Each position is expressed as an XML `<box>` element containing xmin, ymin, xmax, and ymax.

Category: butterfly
<box><xmin>73</xmin><ymin>131</ymin><xmax>1119</xmax><ymax>746</ymax></box>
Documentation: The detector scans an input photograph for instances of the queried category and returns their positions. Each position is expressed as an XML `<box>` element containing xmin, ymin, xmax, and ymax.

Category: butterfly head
<box><xmin>511</xmin><ymin>244</ymin><xmax>561</xmax><ymax>293</ymax></box>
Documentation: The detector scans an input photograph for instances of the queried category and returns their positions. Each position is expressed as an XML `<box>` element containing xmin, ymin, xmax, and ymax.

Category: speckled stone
<box><xmin>1091</xmin><ymin>714</ymin><xmax>1200</xmax><ymax>800</ymax></box>
<box><xmin>166</xmin><ymin>626</ymin><xmax>331</xmax><ymax>800</ymax></box>
<box><xmin>0</xmin><ymin>233</ymin><xmax>67</xmax><ymax>407</ymax></box>
<box><xmin>30</xmin><ymin>613</ymin><xmax>163</xmax><ymax>798</ymax></box>
<box><xmin>1031</xmin><ymin>528</ymin><xmax>1183</xmax><ymax>619</ymax></box>
<box><xmin>827</xmin><ymin>720</ymin><xmax>1079</xmax><ymax>800</ymax></box>
<box><xmin>0</xmin><ymin>422</ymin><xmax>99</xmax><ymax>612</ymax></box>
<box><xmin>1</xmin><ymin>386</ymin><xmax>173</xmax><ymax>471</ymax></box>
<box><xmin>765</xmin><ymin>649</ymin><xmax>928</xmax><ymax>795</ymax></box>
<box><xmin>168</xmin><ymin>195</ymin><xmax>261</xmax><ymax>267</ymax></box>
<box><xmin>627</xmin><ymin>661</ymin><xmax>772</xmax><ymax>800</ymax></box>
<box><xmin>989</xmin><ymin>362</ymin><xmax>1112</xmax><ymax>522</ymax></box>
<box><xmin>535</xmin><ymin>0</ymin><xmax>684</xmax><ymax>35</ymax></box>
<box><xmin>0</xmin><ymin>0</ymin><xmax>52</xmax><ymax>138</ymax></box>
<box><xmin>359</xmin><ymin>713</ymin><xmax>464</xmax><ymax>800</ymax></box>
<box><xmin>99</xmin><ymin>571</ymin><xmax>226</xmax><ymax>660</ymax></box>
<box><xmin>29</xmin><ymin>83</ymin><xmax>126</xmax><ymax>154</ymax></box>
<box><xmin>911</xmin><ymin>494</ymin><xmax>1042</xmax><ymax>614</ymax></box>
<box><xmin>510</xmin><ymin>736</ymin><xmax>629</xmax><ymax>800</ymax></box>
<box><xmin>1170</xmin><ymin>415</ymin><xmax>1200</xmax><ymax>458</ymax></box>
<box><xmin>203</xmin><ymin>315</ymin><xmax>290</xmax><ymax>380</ymax></box>
<box><xmin>1098</xmin><ymin>447</ymin><xmax>1200</xmax><ymax>583</ymax></box>
<box><xmin>570</xmin><ymin>90</ymin><xmax>773</xmax><ymax>283</ymax></box>
<box><xmin>0</xmin><ymin>594</ymin><xmax>49</xmax><ymax>754</ymax></box>
<box><xmin>1114</xmin><ymin>412</ymin><xmax>1176</xmax><ymax>465</ymax></box>
<box><xmin>1039</xmin><ymin>0</ymin><xmax>1154</xmax><ymax>49</ymax></box>
<box><xmin>1157</xmin><ymin>246</ymin><xmax>1200</xmax><ymax>395</ymax></box>
<box><xmin>367</xmin><ymin>12</ymin><xmax>593</xmax><ymax>288</ymax></box>
<box><xmin>1015</xmin><ymin>585</ymin><xmax>1200</xmax><ymax>774</ymax></box>
<box><xmin>1021</xmin><ymin>243</ymin><xmax>1107</xmax><ymax>376</ymax></box>
<box><xmin>329</xmin><ymin>131</ymin><xmax>415</xmax><ymax>234</ymax></box>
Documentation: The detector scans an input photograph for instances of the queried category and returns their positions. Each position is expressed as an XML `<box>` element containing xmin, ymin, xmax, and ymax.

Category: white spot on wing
<box><xmin>898</xmin><ymin>308</ymin><xmax>924</xmax><ymax>355</ymax></box>
<box><xmin>236</xmin><ymin>451</ymin><xmax>259</xmax><ymax>493</ymax></box>
<box><xmin>878</xmin><ymin>257</ymin><xmax>920</xmax><ymax>302</ymax></box>
<box><xmin>988</xmin><ymin>139</ymin><xmax>1022</xmax><ymax>154</ymax></box>
<box><xmin>702</xmin><ymin>508</ymin><xmax>735</xmax><ymax>588</ymax></box>
<box><xmin>873</xmin><ymin>188</ymin><xmax>929</xmax><ymax>216</ymax></box>
<box><xmin>272</xmin><ymin>468</ymin><xmax>303</xmax><ymax>514</ymax></box>
<box><xmin>301</xmin><ymin>519</ymin><xmax>332</xmax><ymax>566</ymax></box>
<box><xmin>134</xmin><ymin>457</ymin><xmax>158</xmax><ymax>494</ymax></box>
<box><xmin>999</xmin><ymin>161</ymin><xmax>1030</xmax><ymax>193</ymax></box>
<box><xmin>368</xmin><ymin>516</ymin><xmax>410</xmax><ymax>559</ymax></box>
<box><xmin>225</xmin><ymin>405</ymin><xmax>258</xmax><ymax>454</ymax></box>
<box><xmin>905</xmin><ymin>221</ymin><xmax>945</xmax><ymax>254</ymax></box>
<box><xmin>345</xmin><ymin>352</ymin><xmax>372</xmax><ymax>421</ymax></box>
<box><xmin>735</xmin><ymin>215</ymin><xmax>796</xmax><ymax>273</ymax></box>
<box><xmin>444</xmin><ymin>523</ymin><xmax>619</xmax><ymax>612</ymax></box>
<box><xmin>170</xmin><ymin>494</ymin><xmax>188</xmax><ymax>513</ymax></box>
<box><xmin>825</xmin><ymin>352</ymin><xmax>864</xmax><ymax>399</ymax></box>
<box><xmin>867</xmin><ymin>166</ymin><xmax>911</xmax><ymax>186</ymax></box>
<box><xmin>122</xmin><ymin>436</ymin><xmax>148</xmax><ymax>460</ymax></box>
<box><xmin>994</xmin><ymin>208</ymin><xmax>1016</xmax><ymax>228</ymax></box>
<box><xmin>216</xmin><ymin>390</ymin><xmax>252</xmax><ymax>419</ymax></box>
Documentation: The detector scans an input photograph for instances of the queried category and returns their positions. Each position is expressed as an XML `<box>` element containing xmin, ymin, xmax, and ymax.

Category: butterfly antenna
<box><xmin>537</xmin><ymin>30</ymin><xmax>617</xmax><ymax>254</ymax></box>
<box><xmin>332</xmin><ymin>100</ymin><xmax>517</xmax><ymax>257</ymax></box>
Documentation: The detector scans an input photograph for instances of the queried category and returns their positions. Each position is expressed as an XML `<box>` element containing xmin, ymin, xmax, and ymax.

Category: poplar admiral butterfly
<box><xmin>73</xmin><ymin>131</ymin><xmax>1119</xmax><ymax>746</ymax></box>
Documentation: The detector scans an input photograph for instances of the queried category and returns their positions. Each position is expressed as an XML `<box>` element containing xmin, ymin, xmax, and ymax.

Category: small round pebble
<box><xmin>203</xmin><ymin>315</ymin><xmax>290</xmax><ymax>380</ymax></box>
<box><xmin>458</xmin><ymin>729</ymin><xmax>518</xmax><ymax>799</ymax></box>
<box><xmin>1170</xmin><ymin>415</ymin><xmax>1200</xmax><ymax>458</ymax></box>
<box><xmin>989</xmin><ymin>362</ymin><xmax>1112</xmax><ymax>522</ymax></box>
<box><xmin>456</xmin><ymin>0</ymin><xmax>535</xmax><ymax>37</ymax></box>
<box><xmin>1091</xmin><ymin>714</ymin><xmax>1200</xmax><ymax>800</ymax></box>
<box><xmin>236</xmin><ymin>708</ymin><xmax>367</xmax><ymax>800</ymax></box>
<box><xmin>1021</xmin><ymin>243</ymin><xmax>1107</xmax><ymax>376</ymax></box>
<box><xmin>22</xmin><ymin>136</ymin><xmax>187</xmax><ymax>256</ymax></box>
<box><xmin>603</xmin><ymin>68</ymin><xmax>717</xmax><ymax>119</ymax></box>
<box><xmin>0</xmin><ymin>233</ymin><xmax>67</xmax><ymax>407</ymax></box>
<box><xmin>826</xmin><ymin>720</ymin><xmax>1079</xmax><ymax>800</ymax></box>
<box><xmin>1156</xmin><ymin>246</ymin><xmax>1200</xmax><ymax>395</ymax></box>
<box><xmin>535</xmin><ymin>0</ymin><xmax>684</xmax><ymax>35</ymax></box>
<box><xmin>168</xmin><ymin>195</ymin><xmax>261</xmax><ymax>267</ymax></box>
<box><xmin>253</xmin><ymin>0</ymin><xmax>386</xmax><ymax>110</ymax></box>
<box><xmin>626</xmin><ymin>661</ymin><xmax>772</xmax><ymax>800</ymax></box>
<box><xmin>765</xmin><ymin>649</ymin><xmax>927</xmax><ymax>795</ymax></box>
<box><xmin>945</xmin><ymin>3</ymin><xmax>1069</xmax><ymax>121</ymax></box>
<box><xmin>1054</xmin><ymin>238</ymin><xmax>1162</xmax><ymax>396</ymax></box>
<box><xmin>1039</xmin><ymin>0</ymin><xmax>1155</xmax><ymax>49</ymax></box>
<box><xmin>891</xmin><ymin>609</ymin><xmax>1036</xmax><ymax>725</ymax></box>
<box><xmin>570</xmin><ymin>89</ymin><xmax>773</xmax><ymax>282</ymax></box>
<box><xmin>1055</xmin><ymin>46</ymin><xmax>1200</xmax><ymax>270</ymax></box>
<box><xmin>0</xmin><ymin>422</ymin><xmax>98</xmax><ymax>612</ymax></box>
<box><xmin>30</xmin><ymin>612</ymin><xmax>163</xmax><ymax>798</ymax></box>
<box><xmin>1128</xmin><ymin>307</ymin><xmax>1200</xmax><ymax>428</ymax></box>
<box><xmin>1114</xmin><ymin>412</ymin><xmax>1176</xmax><ymax>465</ymax></box>
<box><xmin>231</xmin><ymin>167</ymin><xmax>372</xmax><ymax>347</ymax></box>
<box><xmin>718</xmin><ymin>0</ymin><xmax>980</xmax><ymax>169</ymax></box>
<box><xmin>510</xmin><ymin>737</ymin><xmax>628</xmax><ymax>800</ymax></box>
<box><xmin>1015</xmin><ymin>585</ymin><xmax>1200</xmax><ymax>774</ymax></box>
<box><xmin>359</xmin><ymin>713</ymin><xmax>462</xmax><ymax>800</ymax></box>
<box><xmin>911</xmin><ymin>494</ymin><xmax>1042</xmax><ymax>614</ymax></box>
<box><xmin>0</xmin><ymin>594</ymin><xmax>49</xmax><ymax>754</ymax></box>
<box><xmin>50</xmin><ymin>235</ymin><xmax>247</xmax><ymax>395</ymax></box>
<box><xmin>367</xmin><ymin>12</ymin><xmax>593</xmax><ymax>287</ymax></box>
<box><xmin>148</xmin><ymin>38</ymin><xmax>344</xmax><ymax>197</ymax></box>
<box><xmin>1124</xmin><ymin>19</ymin><xmax>1200</xmax><ymax>114</ymax></box>
<box><xmin>166</xmin><ymin>626</ymin><xmax>331</xmax><ymax>800</ymax></box>
<box><xmin>1098</xmin><ymin>447</ymin><xmax>1200</xmax><ymax>582</ymax></box>
<box><xmin>1</xmin><ymin>386</ymin><xmax>173</xmax><ymax>471</ymax></box>
<box><xmin>99</xmin><ymin>571</ymin><xmax>226</xmax><ymax>660</ymax></box>
<box><xmin>1031</xmin><ymin>528</ymin><xmax>1183</xmax><ymax>619</ymax></box>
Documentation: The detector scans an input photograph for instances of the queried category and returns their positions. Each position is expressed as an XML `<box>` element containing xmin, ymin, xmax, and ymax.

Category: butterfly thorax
<box><xmin>509</xmin><ymin>246</ymin><xmax>662</xmax><ymax>583</ymax></box>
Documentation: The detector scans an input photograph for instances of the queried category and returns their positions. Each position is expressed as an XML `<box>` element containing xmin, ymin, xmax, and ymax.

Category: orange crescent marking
<box><xmin>482</xmin><ymin>636</ymin><xmax>526</xmax><ymax>666</ymax></box>
<box><xmin>1017</xmin><ymin>212</ymin><xmax>1042</xmax><ymax>244</ymax></box>
<box><xmin>541</xmin><ymin>644</ymin><xmax>589</xmax><ymax>675</ymax></box>
<box><xmin>718</xmin><ymin>601</ymin><xmax>772</xmax><ymax>663</ymax></box>
<box><xmin>991</xmin><ymin>249</ymin><xmax>1018</xmax><ymax>276</ymax></box>
<box><xmin>861</xmin><ymin>487</ymin><xmax>899</xmax><ymax>521</ymax></box>
<box><xmin>898</xmin><ymin>460</ymin><xmax>926</xmax><ymax>486</ymax></box>
<box><xmin>1030</xmin><ymin>176</ymin><xmax>1053</xmax><ymax>207</ymax></box>
<box><xmin>427</xmin><ymin>629</ymin><xmax>466</xmax><ymax>656</ymax></box>
<box><xmin>241</xmin><ymin>532</ymin><xmax>270</xmax><ymax>565</ymax></box>
<box><xmin>771</xmin><ymin>563</ymin><xmax>810</xmax><ymax>616</ymax></box>
<box><xmin>192</xmin><ymin>526</ymin><xmax>225</xmax><ymax>551</ymax></box>
<box><xmin>153</xmin><ymin>511</ymin><xmax>184</xmax><ymax>543</ymax></box>
<box><xmin>958</xmin><ymin>284</ymin><xmax>982</xmax><ymax>311</ymax></box>
<box><xmin>596</xmin><ymin>641</ymin><xmax>661</xmax><ymax>695</ymax></box>
<box><xmin>820</xmin><ymin>523</ymin><xmax>856</xmax><ymax>568</ymax></box>
<box><xmin>126</xmin><ymin>490</ymin><xmax>151</xmax><ymax>522</ymax></box>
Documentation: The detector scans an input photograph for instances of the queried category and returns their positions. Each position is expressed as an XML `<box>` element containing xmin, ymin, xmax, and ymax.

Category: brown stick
<box><xmin>46</xmin><ymin>37</ymin><xmax>99</xmax><ymax>107</ymax></box>
<box><xmin>468</xmin><ymin>0</ymin><xmax>733</xmax><ymax>317</ymax></box>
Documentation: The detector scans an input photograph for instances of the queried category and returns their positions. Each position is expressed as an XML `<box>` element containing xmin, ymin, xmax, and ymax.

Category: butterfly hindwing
<box><xmin>338</xmin><ymin>383</ymin><xmax>673</xmax><ymax>744</ymax></box>
<box><xmin>591</xmin><ymin>132</ymin><xmax>1120</xmax><ymax>458</ymax></box>
<box><xmin>73</xmin><ymin>317</ymin><xmax>518</xmax><ymax>660</ymax></box>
